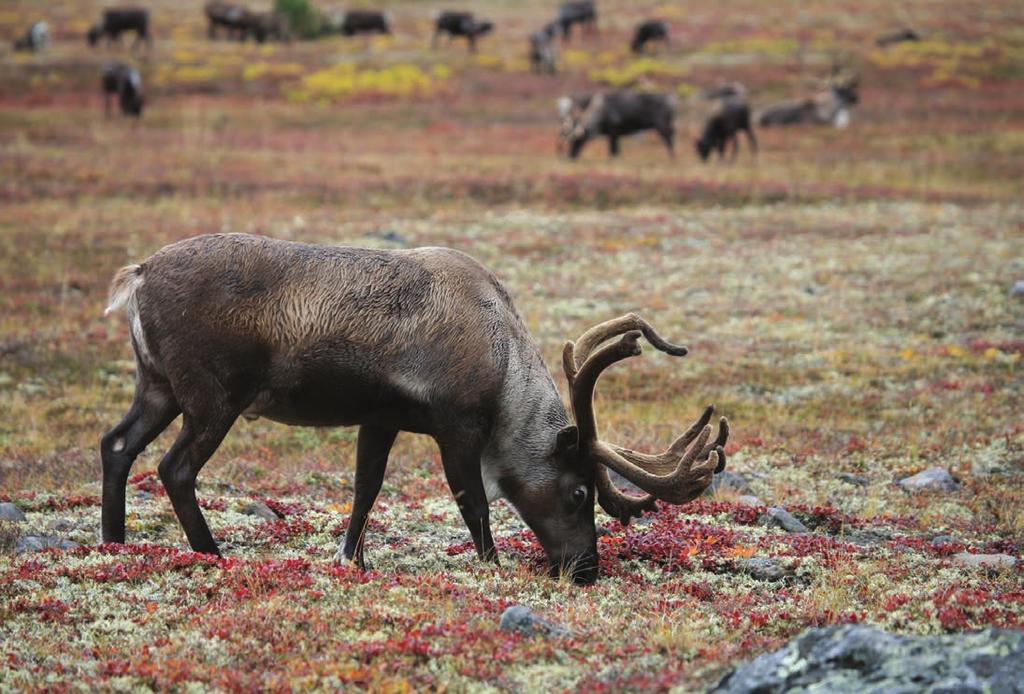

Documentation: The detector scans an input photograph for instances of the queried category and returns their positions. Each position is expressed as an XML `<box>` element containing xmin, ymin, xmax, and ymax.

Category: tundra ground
<box><xmin>1</xmin><ymin>0</ymin><xmax>1022</xmax><ymax>690</ymax></box>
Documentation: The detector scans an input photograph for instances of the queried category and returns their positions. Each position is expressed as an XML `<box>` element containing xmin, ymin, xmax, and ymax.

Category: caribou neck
<box><xmin>482</xmin><ymin>341</ymin><xmax>570</xmax><ymax>501</ymax></box>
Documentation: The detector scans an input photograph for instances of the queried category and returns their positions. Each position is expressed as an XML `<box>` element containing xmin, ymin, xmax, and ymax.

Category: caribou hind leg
<box><xmin>340</xmin><ymin>425</ymin><xmax>399</xmax><ymax>569</ymax></box>
<box><xmin>156</xmin><ymin>375</ymin><xmax>247</xmax><ymax>556</ymax></box>
<box><xmin>100</xmin><ymin>372</ymin><xmax>180</xmax><ymax>544</ymax></box>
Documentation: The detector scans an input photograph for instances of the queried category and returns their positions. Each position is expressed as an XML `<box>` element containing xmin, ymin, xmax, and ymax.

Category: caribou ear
<box><xmin>555</xmin><ymin>425</ymin><xmax>579</xmax><ymax>454</ymax></box>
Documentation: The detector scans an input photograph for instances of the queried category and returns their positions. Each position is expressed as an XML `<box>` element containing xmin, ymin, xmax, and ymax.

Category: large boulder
<box><xmin>711</xmin><ymin>625</ymin><xmax>1024</xmax><ymax>693</ymax></box>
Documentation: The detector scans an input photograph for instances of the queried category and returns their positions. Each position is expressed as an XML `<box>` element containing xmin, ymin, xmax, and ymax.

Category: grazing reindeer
<box><xmin>530</xmin><ymin>24</ymin><xmax>558</xmax><ymax>74</ymax></box>
<box><xmin>558</xmin><ymin>91</ymin><xmax>676</xmax><ymax>159</ymax></box>
<box><xmin>758</xmin><ymin>73</ymin><xmax>860</xmax><ymax>128</ymax></box>
<box><xmin>337</xmin><ymin>10</ymin><xmax>391</xmax><ymax>36</ymax></box>
<box><xmin>556</xmin><ymin>1</ymin><xmax>597</xmax><ymax>41</ymax></box>
<box><xmin>13</xmin><ymin>21</ymin><xmax>49</xmax><ymax>52</ymax></box>
<box><xmin>432</xmin><ymin>11</ymin><xmax>493</xmax><ymax>52</ymax></box>
<box><xmin>631</xmin><ymin>20</ymin><xmax>669</xmax><ymax>54</ymax></box>
<box><xmin>696</xmin><ymin>98</ymin><xmax>757</xmax><ymax>162</ymax></box>
<box><xmin>102</xmin><ymin>234</ymin><xmax>728</xmax><ymax>584</ymax></box>
<box><xmin>88</xmin><ymin>7</ymin><xmax>152</xmax><ymax>49</ymax></box>
<box><xmin>102</xmin><ymin>62</ymin><xmax>144</xmax><ymax>118</ymax></box>
<box><xmin>205</xmin><ymin>2</ymin><xmax>287</xmax><ymax>43</ymax></box>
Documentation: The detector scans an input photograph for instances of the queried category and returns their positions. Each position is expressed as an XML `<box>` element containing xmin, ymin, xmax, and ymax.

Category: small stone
<box><xmin>898</xmin><ymin>467</ymin><xmax>959</xmax><ymax>493</ymax></box>
<box><xmin>844</xmin><ymin>528</ymin><xmax>894</xmax><ymax>547</ymax></box>
<box><xmin>52</xmin><ymin>518</ymin><xmax>74</xmax><ymax>533</ymax></box>
<box><xmin>705</xmin><ymin>471</ymin><xmax>753</xmax><ymax>497</ymax></box>
<box><xmin>15</xmin><ymin>536</ymin><xmax>80</xmax><ymax>554</ymax></box>
<box><xmin>242</xmin><ymin>501</ymin><xmax>281</xmax><ymax>522</ymax></box>
<box><xmin>738</xmin><ymin>557</ymin><xmax>791</xmax><ymax>581</ymax></box>
<box><xmin>930</xmin><ymin>534</ymin><xmax>960</xmax><ymax>547</ymax></box>
<box><xmin>499</xmin><ymin>605</ymin><xmax>569</xmax><ymax>639</ymax></box>
<box><xmin>736</xmin><ymin>495</ymin><xmax>764</xmax><ymax>507</ymax></box>
<box><xmin>1009</xmin><ymin>280</ymin><xmax>1024</xmax><ymax>298</ymax></box>
<box><xmin>0</xmin><ymin>502</ymin><xmax>26</xmax><ymax>522</ymax></box>
<box><xmin>837</xmin><ymin>473</ymin><xmax>870</xmax><ymax>487</ymax></box>
<box><xmin>761</xmin><ymin>507</ymin><xmax>809</xmax><ymax>534</ymax></box>
<box><xmin>950</xmin><ymin>553</ymin><xmax>1017</xmax><ymax>570</ymax></box>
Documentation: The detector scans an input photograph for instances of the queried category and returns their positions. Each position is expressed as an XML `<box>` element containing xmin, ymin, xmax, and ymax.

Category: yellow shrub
<box><xmin>290</xmin><ymin>63</ymin><xmax>443</xmax><ymax>103</ymax></box>
<box><xmin>589</xmin><ymin>58</ymin><xmax>686</xmax><ymax>87</ymax></box>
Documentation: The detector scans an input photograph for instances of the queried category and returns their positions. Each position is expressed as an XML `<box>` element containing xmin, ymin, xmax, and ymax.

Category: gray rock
<box><xmin>930</xmin><ymin>534</ymin><xmax>960</xmax><ymax>547</ymax></box>
<box><xmin>897</xmin><ymin>467</ymin><xmax>958</xmax><ymax>493</ymax></box>
<box><xmin>736</xmin><ymin>495</ymin><xmax>764</xmax><ymax>507</ymax></box>
<box><xmin>950</xmin><ymin>552</ymin><xmax>1017</xmax><ymax>570</ymax></box>
<box><xmin>844</xmin><ymin>528</ymin><xmax>894</xmax><ymax>547</ymax></box>
<box><xmin>0</xmin><ymin>502</ymin><xmax>26</xmax><ymax>522</ymax></box>
<box><xmin>15</xmin><ymin>536</ymin><xmax>80</xmax><ymax>554</ymax></box>
<box><xmin>242</xmin><ymin>501</ymin><xmax>281</xmax><ymax>522</ymax></box>
<box><xmin>761</xmin><ymin>507</ymin><xmax>809</xmax><ymax>534</ymax></box>
<box><xmin>837</xmin><ymin>473</ymin><xmax>870</xmax><ymax>487</ymax></box>
<box><xmin>706</xmin><ymin>471</ymin><xmax>753</xmax><ymax>497</ymax></box>
<box><xmin>712</xmin><ymin>625</ymin><xmax>1024</xmax><ymax>694</ymax></box>
<box><xmin>51</xmin><ymin>518</ymin><xmax>74</xmax><ymax>533</ymax></box>
<box><xmin>1010</xmin><ymin>280</ymin><xmax>1024</xmax><ymax>298</ymax></box>
<box><xmin>499</xmin><ymin>605</ymin><xmax>569</xmax><ymax>639</ymax></box>
<box><xmin>738</xmin><ymin>557</ymin><xmax>791</xmax><ymax>582</ymax></box>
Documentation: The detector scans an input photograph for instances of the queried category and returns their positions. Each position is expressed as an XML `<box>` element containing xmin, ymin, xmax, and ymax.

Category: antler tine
<box><xmin>569</xmin><ymin>330</ymin><xmax>644</xmax><ymax>444</ymax></box>
<box><xmin>595</xmin><ymin>465</ymin><xmax>657</xmax><ymax>525</ymax></box>
<box><xmin>594</xmin><ymin>428</ymin><xmax>721</xmax><ymax>505</ymax></box>
<box><xmin>572</xmin><ymin>313</ymin><xmax>687</xmax><ymax>369</ymax></box>
<box><xmin>608</xmin><ymin>405</ymin><xmax>713</xmax><ymax>474</ymax></box>
<box><xmin>563</xmin><ymin>314</ymin><xmax>729</xmax><ymax>519</ymax></box>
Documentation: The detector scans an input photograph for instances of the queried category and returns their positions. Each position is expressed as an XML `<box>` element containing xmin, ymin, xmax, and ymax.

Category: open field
<box><xmin>1</xmin><ymin>0</ymin><xmax>1023</xmax><ymax>690</ymax></box>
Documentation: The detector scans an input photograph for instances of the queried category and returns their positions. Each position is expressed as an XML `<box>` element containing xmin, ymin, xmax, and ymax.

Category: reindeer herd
<box><xmin>9</xmin><ymin>1</ymin><xmax>893</xmax><ymax>154</ymax></box>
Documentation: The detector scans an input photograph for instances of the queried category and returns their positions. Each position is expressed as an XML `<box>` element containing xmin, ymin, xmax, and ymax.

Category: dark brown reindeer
<box><xmin>102</xmin><ymin>234</ymin><xmax>728</xmax><ymax>584</ymax></box>
<box><xmin>558</xmin><ymin>91</ymin><xmax>676</xmax><ymax>159</ymax></box>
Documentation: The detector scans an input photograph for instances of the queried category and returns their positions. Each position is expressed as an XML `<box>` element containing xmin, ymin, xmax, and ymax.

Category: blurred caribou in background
<box><xmin>102</xmin><ymin>62</ymin><xmax>144</xmax><ymax>118</ymax></box>
<box><xmin>559</xmin><ymin>91</ymin><xmax>676</xmax><ymax>159</ymax></box>
<box><xmin>556</xmin><ymin>1</ymin><xmax>597</xmax><ymax>41</ymax></box>
<box><xmin>696</xmin><ymin>86</ymin><xmax>757</xmax><ymax>162</ymax></box>
<box><xmin>433</xmin><ymin>11</ymin><xmax>494</xmax><ymax>52</ymax></box>
<box><xmin>530</xmin><ymin>23</ymin><xmax>558</xmax><ymax>74</ymax></box>
<box><xmin>758</xmin><ymin>72</ymin><xmax>860</xmax><ymax>128</ymax></box>
<box><xmin>631</xmin><ymin>20</ymin><xmax>669</xmax><ymax>54</ymax></box>
<box><xmin>205</xmin><ymin>1</ymin><xmax>288</xmax><ymax>43</ymax></box>
<box><xmin>88</xmin><ymin>7</ymin><xmax>151</xmax><ymax>49</ymax></box>
<box><xmin>13</xmin><ymin>21</ymin><xmax>49</xmax><ymax>52</ymax></box>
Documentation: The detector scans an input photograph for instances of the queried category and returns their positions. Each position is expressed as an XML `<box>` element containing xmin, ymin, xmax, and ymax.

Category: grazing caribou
<box><xmin>758</xmin><ymin>75</ymin><xmax>860</xmax><ymax>128</ymax></box>
<box><xmin>88</xmin><ymin>7</ymin><xmax>152</xmax><ymax>49</ymax></box>
<box><xmin>556</xmin><ymin>1</ymin><xmax>597</xmax><ymax>41</ymax></box>
<box><xmin>432</xmin><ymin>11</ymin><xmax>493</xmax><ymax>52</ymax></box>
<box><xmin>338</xmin><ymin>9</ymin><xmax>391</xmax><ymax>36</ymax></box>
<box><xmin>558</xmin><ymin>91</ymin><xmax>676</xmax><ymax>159</ymax></box>
<box><xmin>13</xmin><ymin>21</ymin><xmax>49</xmax><ymax>52</ymax></box>
<box><xmin>876</xmin><ymin>27</ymin><xmax>920</xmax><ymax>47</ymax></box>
<box><xmin>631</xmin><ymin>20</ymin><xmax>669</xmax><ymax>54</ymax></box>
<box><xmin>205</xmin><ymin>2</ymin><xmax>287</xmax><ymax>43</ymax></box>
<box><xmin>102</xmin><ymin>62</ymin><xmax>144</xmax><ymax>118</ymax></box>
<box><xmin>696</xmin><ymin>98</ymin><xmax>757</xmax><ymax>162</ymax></box>
<box><xmin>529</xmin><ymin>24</ymin><xmax>558</xmax><ymax>74</ymax></box>
<box><xmin>102</xmin><ymin>234</ymin><xmax>728</xmax><ymax>584</ymax></box>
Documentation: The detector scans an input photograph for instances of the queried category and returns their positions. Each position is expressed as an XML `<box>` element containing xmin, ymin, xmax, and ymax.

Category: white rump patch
<box><xmin>557</xmin><ymin>96</ymin><xmax>573</xmax><ymax>119</ymax></box>
<box><xmin>833</xmin><ymin>108</ymin><xmax>851</xmax><ymax>129</ymax></box>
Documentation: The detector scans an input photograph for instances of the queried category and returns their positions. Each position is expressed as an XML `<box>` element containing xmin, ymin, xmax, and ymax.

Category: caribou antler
<box><xmin>563</xmin><ymin>314</ymin><xmax>729</xmax><ymax>524</ymax></box>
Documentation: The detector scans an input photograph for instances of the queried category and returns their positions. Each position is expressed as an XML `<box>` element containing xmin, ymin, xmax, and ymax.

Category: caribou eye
<box><xmin>571</xmin><ymin>485</ymin><xmax>588</xmax><ymax>509</ymax></box>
